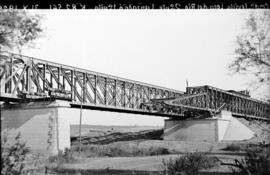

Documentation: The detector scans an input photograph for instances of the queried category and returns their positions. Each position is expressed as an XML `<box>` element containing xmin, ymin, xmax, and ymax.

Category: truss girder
<box><xmin>147</xmin><ymin>85</ymin><xmax>270</xmax><ymax>120</ymax></box>
<box><xmin>187</xmin><ymin>86</ymin><xmax>270</xmax><ymax>119</ymax></box>
<box><xmin>0</xmin><ymin>52</ymin><xmax>183</xmax><ymax>111</ymax></box>
<box><xmin>1</xmin><ymin>52</ymin><xmax>269</xmax><ymax>120</ymax></box>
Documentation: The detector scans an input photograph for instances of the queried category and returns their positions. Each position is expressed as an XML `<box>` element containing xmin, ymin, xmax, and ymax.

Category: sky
<box><xmin>20</xmin><ymin>10</ymin><xmax>269</xmax><ymax>126</ymax></box>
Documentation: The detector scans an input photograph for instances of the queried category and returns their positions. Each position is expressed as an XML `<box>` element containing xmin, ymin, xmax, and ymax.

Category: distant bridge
<box><xmin>0</xmin><ymin>52</ymin><xmax>269</xmax><ymax>120</ymax></box>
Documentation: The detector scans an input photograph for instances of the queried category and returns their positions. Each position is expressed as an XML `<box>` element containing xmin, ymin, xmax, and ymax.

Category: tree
<box><xmin>229</xmin><ymin>10</ymin><xmax>270</xmax><ymax>89</ymax></box>
<box><xmin>0</xmin><ymin>10</ymin><xmax>43</xmax><ymax>53</ymax></box>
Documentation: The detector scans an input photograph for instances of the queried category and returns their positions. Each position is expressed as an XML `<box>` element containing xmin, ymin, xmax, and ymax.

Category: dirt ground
<box><xmin>58</xmin><ymin>118</ymin><xmax>269</xmax><ymax>174</ymax></box>
<box><xmin>61</xmin><ymin>153</ymin><xmax>242</xmax><ymax>173</ymax></box>
<box><xmin>70</xmin><ymin>125</ymin><xmax>163</xmax><ymax>138</ymax></box>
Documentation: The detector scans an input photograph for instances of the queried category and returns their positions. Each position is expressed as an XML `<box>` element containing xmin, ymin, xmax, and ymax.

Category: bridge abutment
<box><xmin>163</xmin><ymin>111</ymin><xmax>255</xmax><ymax>142</ymax></box>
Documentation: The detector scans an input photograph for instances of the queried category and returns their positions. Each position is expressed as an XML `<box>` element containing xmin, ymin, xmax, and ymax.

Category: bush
<box><xmin>222</xmin><ymin>144</ymin><xmax>270</xmax><ymax>175</ymax></box>
<box><xmin>243</xmin><ymin>146</ymin><xmax>269</xmax><ymax>175</ymax></box>
<box><xmin>162</xmin><ymin>152</ymin><xmax>217</xmax><ymax>175</ymax></box>
<box><xmin>148</xmin><ymin>146</ymin><xmax>170</xmax><ymax>156</ymax></box>
<box><xmin>1</xmin><ymin>132</ymin><xmax>30</xmax><ymax>175</ymax></box>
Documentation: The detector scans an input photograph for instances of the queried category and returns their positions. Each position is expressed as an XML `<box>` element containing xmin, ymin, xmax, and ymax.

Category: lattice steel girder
<box><xmin>186</xmin><ymin>85</ymin><xmax>270</xmax><ymax>119</ymax></box>
<box><xmin>0</xmin><ymin>52</ymin><xmax>183</xmax><ymax>111</ymax></box>
<box><xmin>143</xmin><ymin>85</ymin><xmax>270</xmax><ymax>120</ymax></box>
<box><xmin>153</xmin><ymin>85</ymin><xmax>270</xmax><ymax>120</ymax></box>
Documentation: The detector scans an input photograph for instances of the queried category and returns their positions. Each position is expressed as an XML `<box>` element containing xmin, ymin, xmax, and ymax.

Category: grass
<box><xmin>71</xmin><ymin>142</ymin><xmax>170</xmax><ymax>157</ymax></box>
<box><xmin>222</xmin><ymin>143</ymin><xmax>243</xmax><ymax>151</ymax></box>
<box><xmin>51</xmin><ymin>168</ymin><xmax>164</xmax><ymax>175</ymax></box>
<box><xmin>222</xmin><ymin>142</ymin><xmax>268</xmax><ymax>152</ymax></box>
<box><xmin>47</xmin><ymin>148</ymin><xmax>78</xmax><ymax>174</ymax></box>
<box><xmin>49</xmin><ymin>148</ymin><xmax>77</xmax><ymax>164</ymax></box>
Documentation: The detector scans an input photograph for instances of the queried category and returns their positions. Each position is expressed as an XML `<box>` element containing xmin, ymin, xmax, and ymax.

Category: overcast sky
<box><xmin>21</xmin><ymin>10</ymin><xmax>268</xmax><ymax>126</ymax></box>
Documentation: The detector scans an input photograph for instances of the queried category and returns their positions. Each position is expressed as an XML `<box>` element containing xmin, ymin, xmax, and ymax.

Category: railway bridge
<box><xmin>1</xmin><ymin>52</ymin><xmax>269</xmax><ymax>154</ymax></box>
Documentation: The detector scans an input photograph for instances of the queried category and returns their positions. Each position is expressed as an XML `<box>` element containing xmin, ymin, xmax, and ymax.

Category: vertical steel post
<box><xmin>214</xmin><ymin>89</ymin><xmax>217</xmax><ymax>111</ymax></box>
<box><xmin>49</xmin><ymin>66</ymin><xmax>53</xmax><ymax>89</ymax></box>
<box><xmin>83</xmin><ymin>72</ymin><xmax>86</xmax><ymax>102</ymax></box>
<box><xmin>43</xmin><ymin>64</ymin><xmax>46</xmax><ymax>92</ymax></box>
<box><xmin>9</xmin><ymin>56</ymin><xmax>13</xmax><ymax>93</ymax></box>
<box><xmin>132</xmin><ymin>84</ymin><xmax>135</xmax><ymax>108</ymax></box>
<box><xmin>57</xmin><ymin>67</ymin><xmax>60</xmax><ymax>90</ymax></box>
<box><xmin>94</xmin><ymin>75</ymin><xmax>97</xmax><ymax>104</ymax></box>
<box><xmin>123</xmin><ymin>82</ymin><xmax>126</xmax><ymax>107</ymax></box>
<box><xmin>62</xmin><ymin>68</ymin><xmax>65</xmax><ymax>90</ymax></box>
<box><xmin>205</xmin><ymin>86</ymin><xmax>209</xmax><ymax>109</ymax></box>
<box><xmin>114</xmin><ymin>79</ymin><xmax>117</xmax><ymax>106</ymax></box>
<box><xmin>149</xmin><ymin>88</ymin><xmax>152</xmax><ymax>100</ymax></box>
<box><xmin>104</xmin><ymin>78</ymin><xmax>107</xmax><ymax>105</ymax></box>
<box><xmin>26</xmin><ymin>59</ymin><xmax>33</xmax><ymax>94</ymax></box>
<box><xmin>71</xmin><ymin>70</ymin><xmax>74</xmax><ymax>100</ymax></box>
<box><xmin>79</xmin><ymin>84</ymin><xmax>84</xmax><ymax>154</ymax></box>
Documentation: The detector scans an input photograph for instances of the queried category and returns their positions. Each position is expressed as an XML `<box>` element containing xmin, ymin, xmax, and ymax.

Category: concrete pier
<box><xmin>163</xmin><ymin>111</ymin><xmax>254</xmax><ymax>142</ymax></box>
<box><xmin>1</xmin><ymin>100</ymin><xmax>72</xmax><ymax>155</ymax></box>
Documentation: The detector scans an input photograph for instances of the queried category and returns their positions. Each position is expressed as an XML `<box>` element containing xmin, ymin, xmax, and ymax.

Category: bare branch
<box><xmin>229</xmin><ymin>10</ymin><xmax>270</xmax><ymax>88</ymax></box>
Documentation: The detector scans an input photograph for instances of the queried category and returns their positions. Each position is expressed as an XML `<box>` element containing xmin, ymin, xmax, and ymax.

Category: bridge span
<box><xmin>0</xmin><ymin>52</ymin><xmax>183</xmax><ymax>115</ymax></box>
<box><xmin>0</xmin><ymin>52</ymin><xmax>269</xmax><ymax>120</ymax></box>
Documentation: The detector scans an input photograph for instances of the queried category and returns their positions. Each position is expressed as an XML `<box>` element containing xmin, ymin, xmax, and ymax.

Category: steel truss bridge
<box><xmin>0</xmin><ymin>52</ymin><xmax>269</xmax><ymax>120</ymax></box>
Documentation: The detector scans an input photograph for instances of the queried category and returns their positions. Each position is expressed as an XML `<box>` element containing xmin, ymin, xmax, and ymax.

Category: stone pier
<box><xmin>163</xmin><ymin>111</ymin><xmax>255</xmax><ymax>142</ymax></box>
<box><xmin>1</xmin><ymin>100</ymin><xmax>73</xmax><ymax>155</ymax></box>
